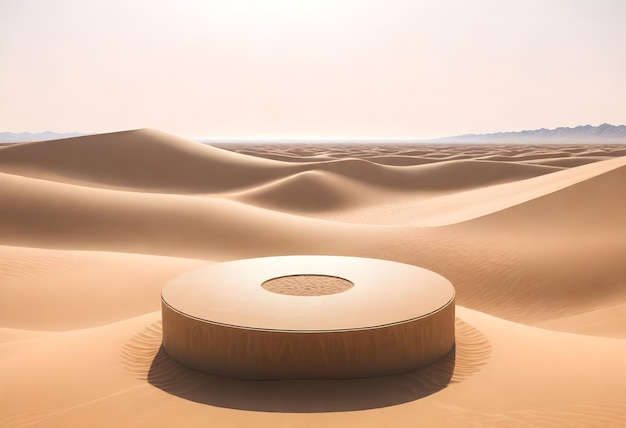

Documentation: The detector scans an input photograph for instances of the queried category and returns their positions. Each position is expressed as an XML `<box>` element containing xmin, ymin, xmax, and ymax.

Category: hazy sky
<box><xmin>1</xmin><ymin>0</ymin><xmax>625</xmax><ymax>139</ymax></box>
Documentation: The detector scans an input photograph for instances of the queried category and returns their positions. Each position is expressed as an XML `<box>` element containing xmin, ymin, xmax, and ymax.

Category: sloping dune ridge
<box><xmin>1</xmin><ymin>130</ymin><xmax>625</xmax><ymax>427</ymax></box>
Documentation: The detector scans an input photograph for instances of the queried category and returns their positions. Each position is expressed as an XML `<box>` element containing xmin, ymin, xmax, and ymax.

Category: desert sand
<box><xmin>1</xmin><ymin>129</ymin><xmax>625</xmax><ymax>427</ymax></box>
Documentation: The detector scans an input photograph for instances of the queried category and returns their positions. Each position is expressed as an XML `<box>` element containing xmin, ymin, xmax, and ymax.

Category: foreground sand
<box><xmin>1</xmin><ymin>130</ymin><xmax>625</xmax><ymax>427</ymax></box>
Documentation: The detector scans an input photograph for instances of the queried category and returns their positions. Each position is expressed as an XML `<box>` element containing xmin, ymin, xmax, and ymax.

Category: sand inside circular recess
<box><xmin>262</xmin><ymin>275</ymin><xmax>354</xmax><ymax>296</ymax></box>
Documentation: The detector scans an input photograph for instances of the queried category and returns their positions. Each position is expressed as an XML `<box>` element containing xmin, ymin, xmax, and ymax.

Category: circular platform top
<box><xmin>161</xmin><ymin>255</ymin><xmax>454</xmax><ymax>332</ymax></box>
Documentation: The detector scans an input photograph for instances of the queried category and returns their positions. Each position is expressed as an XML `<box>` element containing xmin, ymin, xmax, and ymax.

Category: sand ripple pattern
<box><xmin>0</xmin><ymin>248</ymin><xmax>81</xmax><ymax>281</ymax></box>
<box><xmin>441</xmin><ymin>400</ymin><xmax>626</xmax><ymax>427</ymax></box>
<box><xmin>121</xmin><ymin>317</ymin><xmax>491</xmax><ymax>412</ymax></box>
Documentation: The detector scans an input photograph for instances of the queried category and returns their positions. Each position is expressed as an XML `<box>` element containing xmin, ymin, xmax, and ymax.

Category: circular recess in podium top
<box><xmin>161</xmin><ymin>255</ymin><xmax>455</xmax><ymax>380</ymax></box>
<box><xmin>261</xmin><ymin>274</ymin><xmax>354</xmax><ymax>296</ymax></box>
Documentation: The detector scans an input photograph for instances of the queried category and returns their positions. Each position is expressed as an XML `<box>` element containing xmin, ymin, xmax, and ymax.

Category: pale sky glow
<box><xmin>1</xmin><ymin>0</ymin><xmax>625</xmax><ymax>139</ymax></box>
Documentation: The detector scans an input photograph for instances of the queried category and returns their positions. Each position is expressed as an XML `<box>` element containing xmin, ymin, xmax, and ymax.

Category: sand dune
<box><xmin>322</xmin><ymin>155</ymin><xmax>626</xmax><ymax>226</ymax></box>
<box><xmin>522</xmin><ymin>155</ymin><xmax>612</xmax><ymax>168</ymax></box>
<box><xmin>313</xmin><ymin>158</ymin><xmax>561</xmax><ymax>191</ymax></box>
<box><xmin>0</xmin><ymin>129</ymin><xmax>291</xmax><ymax>193</ymax></box>
<box><xmin>360</xmin><ymin>155</ymin><xmax>453</xmax><ymax>166</ymax></box>
<box><xmin>452</xmin><ymin>162</ymin><xmax>626</xmax><ymax>233</ymax></box>
<box><xmin>227</xmin><ymin>159</ymin><xmax>561</xmax><ymax>214</ymax></box>
<box><xmin>0</xmin><ymin>171</ymin><xmax>379</xmax><ymax>260</ymax></box>
<box><xmin>230</xmin><ymin>170</ymin><xmax>389</xmax><ymax>213</ymax></box>
<box><xmin>0</xmin><ymin>245</ymin><xmax>206</xmax><ymax>330</ymax></box>
<box><xmin>224</xmin><ymin>149</ymin><xmax>337</xmax><ymax>163</ymax></box>
<box><xmin>0</xmin><ymin>130</ymin><xmax>558</xmax><ymax>197</ymax></box>
<box><xmin>1</xmin><ymin>131</ymin><xmax>625</xmax><ymax>427</ymax></box>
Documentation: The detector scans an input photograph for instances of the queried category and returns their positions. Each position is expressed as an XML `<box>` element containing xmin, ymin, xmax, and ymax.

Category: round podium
<box><xmin>161</xmin><ymin>256</ymin><xmax>455</xmax><ymax>380</ymax></box>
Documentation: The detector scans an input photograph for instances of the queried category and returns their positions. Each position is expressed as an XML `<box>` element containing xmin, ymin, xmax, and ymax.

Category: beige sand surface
<box><xmin>1</xmin><ymin>130</ymin><xmax>625</xmax><ymax>427</ymax></box>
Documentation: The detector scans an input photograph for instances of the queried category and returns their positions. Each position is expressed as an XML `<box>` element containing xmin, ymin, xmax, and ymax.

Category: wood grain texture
<box><xmin>162</xmin><ymin>297</ymin><xmax>455</xmax><ymax>380</ymax></box>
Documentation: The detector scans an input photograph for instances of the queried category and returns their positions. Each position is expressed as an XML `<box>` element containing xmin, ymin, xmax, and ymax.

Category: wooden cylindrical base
<box><xmin>161</xmin><ymin>256</ymin><xmax>455</xmax><ymax>380</ymax></box>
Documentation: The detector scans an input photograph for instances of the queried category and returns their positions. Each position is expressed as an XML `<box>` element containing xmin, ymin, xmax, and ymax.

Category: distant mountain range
<box><xmin>0</xmin><ymin>131</ymin><xmax>85</xmax><ymax>143</ymax></box>
<box><xmin>1</xmin><ymin>124</ymin><xmax>625</xmax><ymax>144</ymax></box>
<box><xmin>438</xmin><ymin>123</ymin><xmax>626</xmax><ymax>143</ymax></box>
